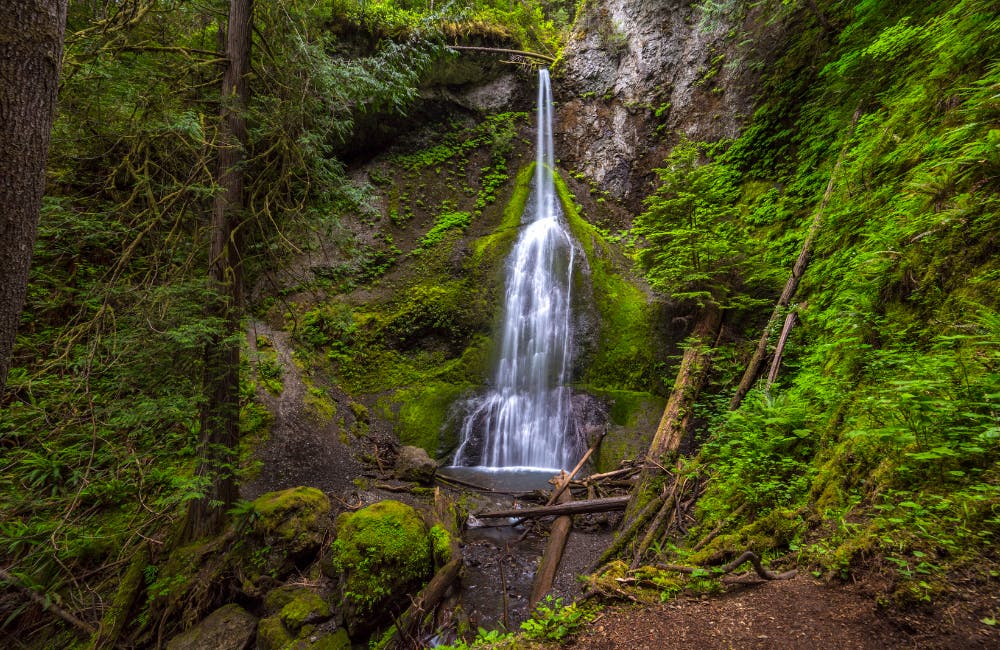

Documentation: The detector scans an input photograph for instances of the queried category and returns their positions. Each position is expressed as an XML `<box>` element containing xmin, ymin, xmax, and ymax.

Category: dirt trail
<box><xmin>241</xmin><ymin>321</ymin><xmax>362</xmax><ymax>501</ymax></box>
<box><xmin>568</xmin><ymin>574</ymin><xmax>998</xmax><ymax>649</ymax></box>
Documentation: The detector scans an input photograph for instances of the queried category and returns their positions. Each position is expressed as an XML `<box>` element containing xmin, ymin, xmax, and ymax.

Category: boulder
<box><xmin>166</xmin><ymin>603</ymin><xmax>256</xmax><ymax>650</ymax></box>
<box><xmin>330</xmin><ymin>500</ymin><xmax>433</xmax><ymax>636</ymax></box>
<box><xmin>394</xmin><ymin>445</ymin><xmax>437</xmax><ymax>484</ymax></box>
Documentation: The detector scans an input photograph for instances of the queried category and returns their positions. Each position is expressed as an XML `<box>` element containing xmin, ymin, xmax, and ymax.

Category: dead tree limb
<box><xmin>582</xmin><ymin>466</ymin><xmax>639</xmax><ymax>484</ymax></box>
<box><xmin>547</xmin><ymin>430</ymin><xmax>605</xmax><ymax>506</ymax></box>
<box><xmin>765</xmin><ymin>304</ymin><xmax>802</xmax><ymax>391</ymax></box>
<box><xmin>730</xmin><ymin>108</ymin><xmax>861</xmax><ymax>410</ymax></box>
<box><xmin>655</xmin><ymin>551</ymin><xmax>797</xmax><ymax>580</ymax></box>
<box><xmin>0</xmin><ymin>567</ymin><xmax>95</xmax><ymax>637</ymax></box>
<box><xmin>529</xmin><ymin>487</ymin><xmax>573</xmax><ymax>607</ymax></box>
<box><xmin>388</xmin><ymin>557</ymin><xmax>462</xmax><ymax>648</ymax></box>
<box><xmin>477</xmin><ymin>495</ymin><xmax>629</xmax><ymax>520</ymax></box>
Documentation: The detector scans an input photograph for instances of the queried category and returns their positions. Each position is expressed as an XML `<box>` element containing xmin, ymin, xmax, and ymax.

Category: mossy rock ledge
<box><xmin>330</xmin><ymin>500</ymin><xmax>434</xmax><ymax>636</ymax></box>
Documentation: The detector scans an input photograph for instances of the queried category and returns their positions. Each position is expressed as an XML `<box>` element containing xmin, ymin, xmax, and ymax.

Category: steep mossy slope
<box><xmin>634</xmin><ymin>0</ymin><xmax>1000</xmax><ymax>608</ymax></box>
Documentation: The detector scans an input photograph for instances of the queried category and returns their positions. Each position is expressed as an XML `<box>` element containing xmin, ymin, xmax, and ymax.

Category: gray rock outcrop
<box><xmin>555</xmin><ymin>0</ymin><xmax>786</xmax><ymax>206</ymax></box>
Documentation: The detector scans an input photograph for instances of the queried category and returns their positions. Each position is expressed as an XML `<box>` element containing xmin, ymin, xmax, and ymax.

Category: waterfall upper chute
<box><xmin>453</xmin><ymin>70</ymin><xmax>582</xmax><ymax>470</ymax></box>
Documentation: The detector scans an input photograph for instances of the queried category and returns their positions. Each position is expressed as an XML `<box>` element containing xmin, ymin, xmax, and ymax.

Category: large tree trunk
<box><xmin>182</xmin><ymin>0</ymin><xmax>253</xmax><ymax>542</ymax></box>
<box><xmin>0</xmin><ymin>0</ymin><xmax>68</xmax><ymax>394</ymax></box>
<box><xmin>646</xmin><ymin>303</ymin><xmax>722</xmax><ymax>461</ymax></box>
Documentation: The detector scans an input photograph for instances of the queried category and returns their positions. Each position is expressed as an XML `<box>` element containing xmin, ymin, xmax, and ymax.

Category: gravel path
<box><xmin>240</xmin><ymin>321</ymin><xmax>362</xmax><ymax>501</ymax></box>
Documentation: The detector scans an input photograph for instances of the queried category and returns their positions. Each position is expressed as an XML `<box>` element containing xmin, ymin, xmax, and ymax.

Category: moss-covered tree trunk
<box><xmin>182</xmin><ymin>0</ymin><xmax>252</xmax><ymax>542</ymax></box>
<box><xmin>0</xmin><ymin>0</ymin><xmax>67</xmax><ymax>394</ymax></box>
<box><xmin>647</xmin><ymin>303</ymin><xmax>722</xmax><ymax>461</ymax></box>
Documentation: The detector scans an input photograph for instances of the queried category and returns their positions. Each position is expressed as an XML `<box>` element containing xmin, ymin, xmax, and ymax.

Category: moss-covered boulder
<box><xmin>265</xmin><ymin>585</ymin><xmax>333</xmax><ymax>631</ymax></box>
<box><xmin>252</xmin><ymin>487</ymin><xmax>331</xmax><ymax>556</ymax></box>
<box><xmin>233</xmin><ymin>487</ymin><xmax>331</xmax><ymax>595</ymax></box>
<box><xmin>257</xmin><ymin>584</ymin><xmax>340</xmax><ymax>650</ymax></box>
<box><xmin>330</xmin><ymin>500</ymin><xmax>433</xmax><ymax>635</ymax></box>
<box><xmin>166</xmin><ymin>603</ymin><xmax>257</xmax><ymax>650</ymax></box>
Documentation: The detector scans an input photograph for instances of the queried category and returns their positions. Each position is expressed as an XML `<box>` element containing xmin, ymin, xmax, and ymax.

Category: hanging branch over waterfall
<box><xmin>447</xmin><ymin>45</ymin><xmax>555</xmax><ymax>63</ymax></box>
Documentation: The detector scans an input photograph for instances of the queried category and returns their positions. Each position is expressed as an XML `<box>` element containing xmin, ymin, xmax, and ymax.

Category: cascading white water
<box><xmin>454</xmin><ymin>69</ymin><xmax>578</xmax><ymax>470</ymax></box>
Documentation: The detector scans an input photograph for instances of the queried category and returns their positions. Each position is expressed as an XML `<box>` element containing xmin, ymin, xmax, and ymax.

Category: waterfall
<box><xmin>454</xmin><ymin>69</ymin><xmax>579</xmax><ymax>470</ymax></box>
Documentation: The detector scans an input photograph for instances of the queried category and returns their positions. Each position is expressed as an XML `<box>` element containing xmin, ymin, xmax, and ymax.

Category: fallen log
<box><xmin>647</xmin><ymin>304</ymin><xmax>723</xmax><ymax>462</ymax></box>
<box><xmin>529</xmin><ymin>486</ymin><xmax>573</xmax><ymax>607</ymax></box>
<box><xmin>547</xmin><ymin>430</ymin><xmax>605</xmax><ymax>506</ymax></box>
<box><xmin>476</xmin><ymin>495</ymin><xmax>629</xmax><ymax>520</ymax></box>
<box><xmin>447</xmin><ymin>45</ymin><xmax>555</xmax><ymax>63</ymax></box>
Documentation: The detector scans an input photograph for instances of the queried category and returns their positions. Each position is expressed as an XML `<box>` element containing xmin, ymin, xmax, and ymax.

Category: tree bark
<box><xmin>0</xmin><ymin>0</ymin><xmax>68</xmax><ymax>394</ymax></box>
<box><xmin>182</xmin><ymin>0</ymin><xmax>252</xmax><ymax>542</ymax></box>
<box><xmin>646</xmin><ymin>303</ymin><xmax>723</xmax><ymax>461</ymax></box>
<box><xmin>476</xmin><ymin>495</ymin><xmax>629</xmax><ymax>519</ymax></box>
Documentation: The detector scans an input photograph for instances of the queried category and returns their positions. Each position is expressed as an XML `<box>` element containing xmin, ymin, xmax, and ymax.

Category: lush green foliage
<box><xmin>633</xmin><ymin>139</ymin><xmax>747</xmax><ymax>308</ymax></box>
<box><xmin>0</xmin><ymin>0</ymin><xmax>449</xmax><ymax>639</ymax></box>
<box><xmin>675</xmin><ymin>0</ymin><xmax>1000</xmax><ymax>604</ymax></box>
<box><xmin>520</xmin><ymin>596</ymin><xmax>597</xmax><ymax>642</ymax></box>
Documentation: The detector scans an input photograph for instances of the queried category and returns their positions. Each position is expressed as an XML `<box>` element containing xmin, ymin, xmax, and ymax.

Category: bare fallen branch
<box><xmin>476</xmin><ymin>495</ymin><xmax>630</xmax><ymax>520</ymax></box>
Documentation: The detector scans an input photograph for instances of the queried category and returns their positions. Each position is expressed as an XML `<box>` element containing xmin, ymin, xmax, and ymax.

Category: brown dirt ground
<box><xmin>566</xmin><ymin>574</ymin><xmax>999</xmax><ymax>650</ymax></box>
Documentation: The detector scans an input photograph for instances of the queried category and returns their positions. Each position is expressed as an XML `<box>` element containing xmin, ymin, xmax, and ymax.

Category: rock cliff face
<box><xmin>555</xmin><ymin>0</ymin><xmax>782</xmax><ymax>207</ymax></box>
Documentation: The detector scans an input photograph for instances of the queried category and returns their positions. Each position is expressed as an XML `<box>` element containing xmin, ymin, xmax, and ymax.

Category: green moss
<box><xmin>429</xmin><ymin>524</ymin><xmax>452</xmax><ymax>565</ymax></box>
<box><xmin>252</xmin><ymin>486</ymin><xmax>331</xmax><ymax>550</ymax></box>
<box><xmin>392</xmin><ymin>381</ymin><xmax>470</xmax><ymax>455</ymax></box>
<box><xmin>331</xmin><ymin>500</ymin><xmax>432</xmax><ymax>626</ymax></box>
<box><xmin>292</xmin><ymin>628</ymin><xmax>351</xmax><ymax>650</ymax></box>
<box><xmin>257</xmin><ymin>615</ymin><xmax>294</xmax><ymax>650</ymax></box>
<box><xmin>471</xmin><ymin>164</ymin><xmax>534</xmax><ymax>266</ymax></box>
<box><xmin>303</xmin><ymin>385</ymin><xmax>337</xmax><ymax>423</ymax></box>
<box><xmin>554</xmin><ymin>172</ymin><xmax>660</xmax><ymax>393</ymax></box>
<box><xmin>278</xmin><ymin>589</ymin><xmax>331</xmax><ymax>631</ymax></box>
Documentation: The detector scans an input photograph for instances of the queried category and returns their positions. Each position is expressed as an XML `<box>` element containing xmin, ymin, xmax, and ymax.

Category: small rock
<box><xmin>394</xmin><ymin>445</ymin><xmax>437</xmax><ymax>484</ymax></box>
<box><xmin>166</xmin><ymin>603</ymin><xmax>256</xmax><ymax>650</ymax></box>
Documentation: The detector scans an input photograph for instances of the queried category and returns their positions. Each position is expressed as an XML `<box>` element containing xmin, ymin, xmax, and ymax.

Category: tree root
<box><xmin>656</xmin><ymin>551</ymin><xmax>797</xmax><ymax>581</ymax></box>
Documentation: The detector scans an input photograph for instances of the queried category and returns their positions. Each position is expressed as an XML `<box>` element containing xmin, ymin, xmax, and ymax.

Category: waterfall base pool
<box><xmin>437</xmin><ymin>465</ymin><xmax>566</xmax><ymax>493</ymax></box>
